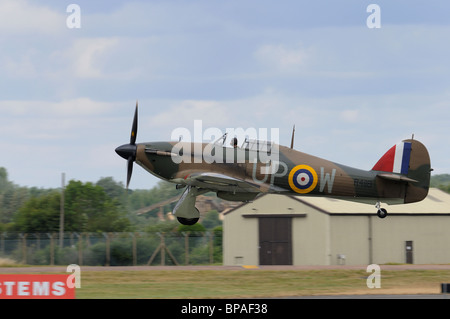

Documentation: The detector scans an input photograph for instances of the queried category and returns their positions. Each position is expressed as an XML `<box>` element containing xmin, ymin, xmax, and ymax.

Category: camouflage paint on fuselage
<box><xmin>134</xmin><ymin>138</ymin><xmax>430</xmax><ymax>206</ymax></box>
<box><xmin>117</xmin><ymin>105</ymin><xmax>430</xmax><ymax>224</ymax></box>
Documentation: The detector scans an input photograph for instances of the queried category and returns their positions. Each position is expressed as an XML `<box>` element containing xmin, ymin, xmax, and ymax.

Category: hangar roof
<box><xmin>297</xmin><ymin>188</ymin><xmax>450</xmax><ymax>215</ymax></box>
<box><xmin>224</xmin><ymin>188</ymin><xmax>450</xmax><ymax>216</ymax></box>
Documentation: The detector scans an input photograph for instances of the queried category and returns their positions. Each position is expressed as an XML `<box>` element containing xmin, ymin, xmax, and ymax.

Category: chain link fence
<box><xmin>0</xmin><ymin>231</ymin><xmax>223</xmax><ymax>266</ymax></box>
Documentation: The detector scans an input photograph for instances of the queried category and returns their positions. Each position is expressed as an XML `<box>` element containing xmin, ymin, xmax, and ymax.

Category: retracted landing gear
<box><xmin>375</xmin><ymin>201</ymin><xmax>388</xmax><ymax>218</ymax></box>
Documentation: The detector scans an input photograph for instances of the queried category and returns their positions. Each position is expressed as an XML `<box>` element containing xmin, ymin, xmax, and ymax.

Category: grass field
<box><xmin>2</xmin><ymin>264</ymin><xmax>450</xmax><ymax>298</ymax></box>
<box><xmin>72</xmin><ymin>268</ymin><xmax>450</xmax><ymax>298</ymax></box>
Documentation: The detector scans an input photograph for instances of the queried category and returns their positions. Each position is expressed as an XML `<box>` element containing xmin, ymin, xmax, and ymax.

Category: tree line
<box><xmin>0</xmin><ymin>167</ymin><xmax>222</xmax><ymax>234</ymax></box>
<box><xmin>1</xmin><ymin>166</ymin><xmax>449</xmax><ymax>233</ymax></box>
<box><xmin>430</xmin><ymin>173</ymin><xmax>450</xmax><ymax>193</ymax></box>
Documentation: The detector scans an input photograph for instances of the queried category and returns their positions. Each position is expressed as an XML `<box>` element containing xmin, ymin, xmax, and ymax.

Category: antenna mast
<box><xmin>290</xmin><ymin>125</ymin><xmax>295</xmax><ymax>149</ymax></box>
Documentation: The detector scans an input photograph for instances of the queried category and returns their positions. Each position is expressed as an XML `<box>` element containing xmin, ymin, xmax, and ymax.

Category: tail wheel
<box><xmin>377</xmin><ymin>208</ymin><xmax>388</xmax><ymax>218</ymax></box>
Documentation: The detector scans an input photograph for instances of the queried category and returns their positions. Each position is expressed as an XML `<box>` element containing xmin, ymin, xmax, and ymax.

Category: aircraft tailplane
<box><xmin>372</xmin><ymin>139</ymin><xmax>431</xmax><ymax>203</ymax></box>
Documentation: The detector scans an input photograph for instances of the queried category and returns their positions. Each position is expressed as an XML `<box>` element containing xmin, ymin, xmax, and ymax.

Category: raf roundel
<box><xmin>288</xmin><ymin>165</ymin><xmax>318</xmax><ymax>194</ymax></box>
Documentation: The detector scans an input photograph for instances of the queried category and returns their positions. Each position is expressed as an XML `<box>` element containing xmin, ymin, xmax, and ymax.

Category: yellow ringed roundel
<box><xmin>288</xmin><ymin>165</ymin><xmax>318</xmax><ymax>194</ymax></box>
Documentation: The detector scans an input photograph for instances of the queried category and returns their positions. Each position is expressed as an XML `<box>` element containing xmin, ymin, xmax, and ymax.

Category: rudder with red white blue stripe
<box><xmin>372</xmin><ymin>141</ymin><xmax>412</xmax><ymax>175</ymax></box>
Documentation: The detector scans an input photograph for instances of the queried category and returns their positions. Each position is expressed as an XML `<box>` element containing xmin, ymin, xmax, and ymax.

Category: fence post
<box><xmin>184</xmin><ymin>232</ymin><xmax>189</xmax><ymax>265</ymax></box>
<box><xmin>70</xmin><ymin>232</ymin><xmax>74</xmax><ymax>247</ymax></box>
<box><xmin>0</xmin><ymin>233</ymin><xmax>4</xmax><ymax>256</ymax></box>
<box><xmin>85</xmin><ymin>232</ymin><xmax>90</xmax><ymax>247</ymax></box>
<box><xmin>209</xmin><ymin>232</ymin><xmax>214</xmax><ymax>264</ymax></box>
<box><xmin>20</xmin><ymin>233</ymin><xmax>27</xmax><ymax>264</ymax></box>
<box><xmin>75</xmin><ymin>232</ymin><xmax>83</xmax><ymax>266</ymax></box>
<box><xmin>147</xmin><ymin>232</ymin><xmax>179</xmax><ymax>266</ymax></box>
<box><xmin>104</xmin><ymin>232</ymin><xmax>111</xmax><ymax>266</ymax></box>
<box><xmin>35</xmin><ymin>233</ymin><xmax>40</xmax><ymax>251</ymax></box>
<box><xmin>160</xmin><ymin>233</ymin><xmax>165</xmax><ymax>266</ymax></box>
<box><xmin>47</xmin><ymin>233</ymin><xmax>55</xmax><ymax>265</ymax></box>
<box><xmin>131</xmin><ymin>232</ymin><xmax>137</xmax><ymax>266</ymax></box>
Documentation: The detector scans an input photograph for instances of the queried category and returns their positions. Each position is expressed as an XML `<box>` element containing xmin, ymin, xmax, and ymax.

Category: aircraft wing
<box><xmin>182</xmin><ymin>172</ymin><xmax>285</xmax><ymax>193</ymax></box>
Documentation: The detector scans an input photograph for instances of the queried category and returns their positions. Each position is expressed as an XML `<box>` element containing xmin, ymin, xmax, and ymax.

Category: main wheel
<box><xmin>377</xmin><ymin>208</ymin><xmax>387</xmax><ymax>218</ymax></box>
<box><xmin>177</xmin><ymin>217</ymin><xmax>199</xmax><ymax>225</ymax></box>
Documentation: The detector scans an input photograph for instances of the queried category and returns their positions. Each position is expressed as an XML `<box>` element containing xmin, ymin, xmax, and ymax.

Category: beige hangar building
<box><xmin>223</xmin><ymin>188</ymin><xmax>450</xmax><ymax>266</ymax></box>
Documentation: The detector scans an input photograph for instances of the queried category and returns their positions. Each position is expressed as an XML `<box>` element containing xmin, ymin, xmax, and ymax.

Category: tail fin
<box><xmin>372</xmin><ymin>141</ymin><xmax>412</xmax><ymax>175</ymax></box>
<box><xmin>372</xmin><ymin>139</ymin><xmax>431</xmax><ymax>203</ymax></box>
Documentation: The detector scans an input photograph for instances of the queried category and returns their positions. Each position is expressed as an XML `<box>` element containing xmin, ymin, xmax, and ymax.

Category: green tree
<box><xmin>96</xmin><ymin>177</ymin><xmax>126</xmax><ymax>200</ymax></box>
<box><xmin>64</xmin><ymin>180</ymin><xmax>130</xmax><ymax>232</ymax></box>
<box><xmin>0</xmin><ymin>167</ymin><xmax>54</xmax><ymax>225</ymax></box>
<box><xmin>14</xmin><ymin>180</ymin><xmax>131</xmax><ymax>233</ymax></box>
<box><xmin>202</xmin><ymin>210</ymin><xmax>221</xmax><ymax>229</ymax></box>
<box><xmin>0</xmin><ymin>167</ymin><xmax>11</xmax><ymax>191</ymax></box>
<box><xmin>14</xmin><ymin>192</ymin><xmax>61</xmax><ymax>232</ymax></box>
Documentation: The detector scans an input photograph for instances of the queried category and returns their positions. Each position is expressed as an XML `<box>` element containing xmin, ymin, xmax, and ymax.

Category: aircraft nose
<box><xmin>115</xmin><ymin>144</ymin><xmax>137</xmax><ymax>160</ymax></box>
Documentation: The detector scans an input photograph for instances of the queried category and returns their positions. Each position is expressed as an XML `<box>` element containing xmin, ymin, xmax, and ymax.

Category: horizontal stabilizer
<box><xmin>377</xmin><ymin>173</ymin><xmax>418</xmax><ymax>183</ymax></box>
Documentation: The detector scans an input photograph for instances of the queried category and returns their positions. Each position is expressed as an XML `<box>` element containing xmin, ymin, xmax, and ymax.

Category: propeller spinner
<box><xmin>115</xmin><ymin>101</ymin><xmax>138</xmax><ymax>189</ymax></box>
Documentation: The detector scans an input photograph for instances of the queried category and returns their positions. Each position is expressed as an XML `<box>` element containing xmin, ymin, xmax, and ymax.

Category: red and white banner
<box><xmin>0</xmin><ymin>274</ymin><xmax>75</xmax><ymax>299</ymax></box>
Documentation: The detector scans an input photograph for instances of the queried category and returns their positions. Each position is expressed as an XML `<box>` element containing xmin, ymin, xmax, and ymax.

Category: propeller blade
<box><xmin>116</xmin><ymin>101</ymin><xmax>139</xmax><ymax>189</ymax></box>
<box><xmin>126</xmin><ymin>156</ymin><xmax>134</xmax><ymax>189</ymax></box>
<box><xmin>130</xmin><ymin>101</ymin><xmax>138</xmax><ymax>145</ymax></box>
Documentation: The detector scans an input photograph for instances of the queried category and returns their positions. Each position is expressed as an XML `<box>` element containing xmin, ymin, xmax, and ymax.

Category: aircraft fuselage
<box><xmin>134</xmin><ymin>141</ymin><xmax>406</xmax><ymax>205</ymax></box>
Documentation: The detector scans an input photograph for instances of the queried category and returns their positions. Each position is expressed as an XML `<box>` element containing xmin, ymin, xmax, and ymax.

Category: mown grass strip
<box><xmin>72</xmin><ymin>269</ymin><xmax>450</xmax><ymax>299</ymax></box>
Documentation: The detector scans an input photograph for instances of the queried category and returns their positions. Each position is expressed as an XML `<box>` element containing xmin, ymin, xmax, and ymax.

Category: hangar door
<box><xmin>259</xmin><ymin>217</ymin><xmax>292</xmax><ymax>265</ymax></box>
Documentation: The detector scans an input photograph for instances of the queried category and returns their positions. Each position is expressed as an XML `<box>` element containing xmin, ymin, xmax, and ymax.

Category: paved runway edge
<box><xmin>2</xmin><ymin>264</ymin><xmax>450</xmax><ymax>273</ymax></box>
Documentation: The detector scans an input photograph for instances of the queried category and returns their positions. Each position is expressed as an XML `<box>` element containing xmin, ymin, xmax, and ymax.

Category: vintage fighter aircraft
<box><xmin>116</xmin><ymin>104</ymin><xmax>431</xmax><ymax>225</ymax></box>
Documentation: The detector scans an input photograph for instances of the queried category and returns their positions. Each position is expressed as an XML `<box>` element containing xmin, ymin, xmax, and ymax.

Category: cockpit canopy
<box><xmin>241</xmin><ymin>138</ymin><xmax>273</xmax><ymax>153</ymax></box>
<box><xmin>214</xmin><ymin>133</ymin><xmax>276</xmax><ymax>154</ymax></box>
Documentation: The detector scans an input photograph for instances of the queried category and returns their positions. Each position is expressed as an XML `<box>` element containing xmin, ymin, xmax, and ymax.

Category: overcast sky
<box><xmin>1</xmin><ymin>0</ymin><xmax>449</xmax><ymax>189</ymax></box>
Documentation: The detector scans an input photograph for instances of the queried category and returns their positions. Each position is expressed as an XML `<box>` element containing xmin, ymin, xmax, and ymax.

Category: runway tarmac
<box><xmin>291</xmin><ymin>294</ymin><xmax>447</xmax><ymax>299</ymax></box>
<box><xmin>2</xmin><ymin>263</ymin><xmax>450</xmax><ymax>273</ymax></box>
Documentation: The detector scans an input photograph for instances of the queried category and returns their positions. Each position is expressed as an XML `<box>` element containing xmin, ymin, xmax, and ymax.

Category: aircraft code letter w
<box><xmin>320</xmin><ymin>168</ymin><xmax>336</xmax><ymax>193</ymax></box>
